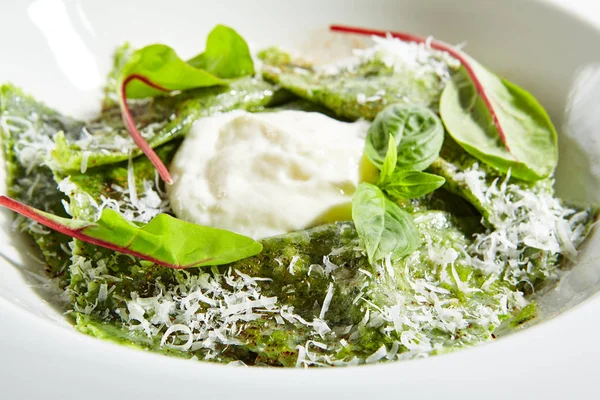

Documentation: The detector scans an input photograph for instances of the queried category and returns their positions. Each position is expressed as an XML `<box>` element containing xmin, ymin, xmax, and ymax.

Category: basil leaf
<box><xmin>379</xmin><ymin>135</ymin><xmax>397</xmax><ymax>183</ymax></box>
<box><xmin>187</xmin><ymin>24</ymin><xmax>255</xmax><ymax>79</ymax></box>
<box><xmin>366</xmin><ymin>104</ymin><xmax>444</xmax><ymax>172</ymax></box>
<box><xmin>380</xmin><ymin>170</ymin><xmax>446</xmax><ymax>199</ymax></box>
<box><xmin>439</xmin><ymin>60</ymin><xmax>558</xmax><ymax>181</ymax></box>
<box><xmin>352</xmin><ymin>183</ymin><xmax>419</xmax><ymax>264</ymax></box>
<box><xmin>0</xmin><ymin>196</ymin><xmax>262</xmax><ymax>269</ymax></box>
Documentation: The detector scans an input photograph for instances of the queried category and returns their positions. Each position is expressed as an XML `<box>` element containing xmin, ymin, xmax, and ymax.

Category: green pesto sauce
<box><xmin>260</xmin><ymin>48</ymin><xmax>455</xmax><ymax>121</ymax></box>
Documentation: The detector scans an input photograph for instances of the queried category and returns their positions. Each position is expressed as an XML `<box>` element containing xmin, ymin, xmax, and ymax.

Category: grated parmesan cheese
<box><xmin>319</xmin><ymin>283</ymin><xmax>335</xmax><ymax>319</ymax></box>
<box><xmin>315</xmin><ymin>34</ymin><xmax>460</xmax><ymax>81</ymax></box>
<box><xmin>365</xmin><ymin>345</ymin><xmax>387</xmax><ymax>364</ymax></box>
<box><xmin>454</xmin><ymin>164</ymin><xmax>591</xmax><ymax>284</ymax></box>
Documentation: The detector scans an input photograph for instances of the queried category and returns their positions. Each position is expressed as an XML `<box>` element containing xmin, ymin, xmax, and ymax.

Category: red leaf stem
<box><xmin>120</xmin><ymin>74</ymin><xmax>173</xmax><ymax>184</ymax></box>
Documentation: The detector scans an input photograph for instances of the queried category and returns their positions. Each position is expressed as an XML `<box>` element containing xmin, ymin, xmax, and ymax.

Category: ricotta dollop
<box><xmin>167</xmin><ymin>110</ymin><xmax>370</xmax><ymax>239</ymax></box>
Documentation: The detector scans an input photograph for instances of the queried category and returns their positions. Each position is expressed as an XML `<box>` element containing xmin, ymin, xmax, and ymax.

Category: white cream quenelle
<box><xmin>167</xmin><ymin>110</ymin><xmax>373</xmax><ymax>239</ymax></box>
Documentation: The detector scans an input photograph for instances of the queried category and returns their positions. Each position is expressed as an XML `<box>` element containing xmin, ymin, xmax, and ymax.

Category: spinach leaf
<box><xmin>0</xmin><ymin>196</ymin><xmax>262</xmax><ymax>269</ymax></box>
<box><xmin>187</xmin><ymin>24</ymin><xmax>255</xmax><ymax>79</ymax></box>
<box><xmin>366</xmin><ymin>104</ymin><xmax>444</xmax><ymax>172</ymax></box>
<box><xmin>379</xmin><ymin>135</ymin><xmax>397</xmax><ymax>183</ymax></box>
<box><xmin>440</xmin><ymin>61</ymin><xmax>558</xmax><ymax>181</ymax></box>
<box><xmin>380</xmin><ymin>170</ymin><xmax>445</xmax><ymax>199</ymax></box>
<box><xmin>351</xmin><ymin>183</ymin><xmax>419</xmax><ymax>264</ymax></box>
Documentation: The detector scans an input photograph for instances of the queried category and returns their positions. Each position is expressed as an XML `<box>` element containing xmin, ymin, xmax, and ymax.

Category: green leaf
<box><xmin>351</xmin><ymin>183</ymin><xmax>420</xmax><ymax>264</ymax></box>
<box><xmin>187</xmin><ymin>24</ymin><xmax>254</xmax><ymax>79</ymax></box>
<box><xmin>381</xmin><ymin>170</ymin><xmax>445</xmax><ymax>199</ymax></box>
<box><xmin>439</xmin><ymin>60</ymin><xmax>558</xmax><ymax>181</ymax></box>
<box><xmin>116</xmin><ymin>25</ymin><xmax>256</xmax><ymax>183</ymax></box>
<box><xmin>121</xmin><ymin>25</ymin><xmax>255</xmax><ymax>99</ymax></box>
<box><xmin>379</xmin><ymin>135</ymin><xmax>397</xmax><ymax>183</ymax></box>
<box><xmin>119</xmin><ymin>44</ymin><xmax>226</xmax><ymax>99</ymax></box>
<box><xmin>0</xmin><ymin>196</ymin><xmax>262</xmax><ymax>269</ymax></box>
<box><xmin>366</xmin><ymin>104</ymin><xmax>444</xmax><ymax>172</ymax></box>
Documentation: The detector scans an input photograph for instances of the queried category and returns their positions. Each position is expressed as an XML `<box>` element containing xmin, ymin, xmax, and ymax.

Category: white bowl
<box><xmin>2</xmin><ymin>0</ymin><xmax>600</xmax><ymax>398</ymax></box>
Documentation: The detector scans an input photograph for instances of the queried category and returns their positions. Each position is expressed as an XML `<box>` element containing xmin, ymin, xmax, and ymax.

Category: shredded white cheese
<box><xmin>319</xmin><ymin>283</ymin><xmax>335</xmax><ymax>319</ymax></box>
<box><xmin>455</xmin><ymin>164</ymin><xmax>590</xmax><ymax>284</ymax></box>
<box><xmin>316</xmin><ymin>34</ymin><xmax>460</xmax><ymax>81</ymax></box>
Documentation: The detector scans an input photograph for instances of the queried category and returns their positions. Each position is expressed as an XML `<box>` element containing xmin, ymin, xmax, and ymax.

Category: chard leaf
<box><xmin>117</xmin><ymin>25</ymin><xmax>254</xmax><ymax>99</ymax></box>
<box><xmin>351</xmin><ymin>183</ymin><xmax>419</xmax><ymax>264</ymax></box>
<box><xmin>117</xmin><ymin>25</ymin><xmax>255</xmax><ymax>183</ymax></box>
<box><xmin>120</xmin><ymin>44</ymin><xmax>226</xmax><ymax>99</ymax></box>
<box><xmin>119</xmin><ymin>26</ymin><xmax>254</xmax><ymax>99</ymax></box>
<box><xmin>119</xmin><ymin>24</ymin><xmax>255</xmax><ymax>99</ymax></box>
<box><xmin>0</xmin><ymin>196</ymin><xmax>262</xmax><ymax>269</ymax></box>
<box><xmin>381</xmin><ymin>170</ymin><xmax>446</xmax><ymax>199</ymax></box>
<box><xmin>366</xmin><ymin>104</ymin><xmax>444</xmax><ymax>172</ymax></box>
<box><xmin>440</xmin><ymin>60</ymin><xmax>558</xmax><ymax>181</ymax></box>
<box><xmin>187</xmin><ymin>24</ymin><xmax>255</xmax><ymax>79</ymax></box>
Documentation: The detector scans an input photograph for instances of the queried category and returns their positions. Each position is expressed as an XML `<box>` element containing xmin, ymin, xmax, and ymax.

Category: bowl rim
<box><xmin>2</xmin><ymin>0</ymin><xmax>600</xmax><ymax>399</ymax></box>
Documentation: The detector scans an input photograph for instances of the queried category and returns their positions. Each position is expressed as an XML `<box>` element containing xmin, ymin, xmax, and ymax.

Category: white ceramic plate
<box><xmin>2</xmin><ymin>0</ymin><xmax>600</xmax><ymax>398</ymax></box>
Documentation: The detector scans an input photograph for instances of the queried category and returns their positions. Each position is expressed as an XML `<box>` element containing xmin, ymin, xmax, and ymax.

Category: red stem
<box><xmin>0</xmin><ymin>196</ymin><xmax>204</xmax><ymax>269</ymax></box>
<box><xmin>120</xmin><ymin>74</ymin><xmax>173</xmax><ymax>184</ymax></box>
<box><xmin>330</xmin><ymin>24</ymin><xmax>510</xmax><ymax>151</ymax></box>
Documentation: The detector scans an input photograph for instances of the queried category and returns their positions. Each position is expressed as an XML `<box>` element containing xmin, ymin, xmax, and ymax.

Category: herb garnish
<box><xmin>0</xmin><ymin>196</ymin><xmax>262</xmax><ymax>269</ymax></box>
<box><xmin>118</xmin><ymin>25</ymin><xmax>255</xmax><ymax>184</ymax></box>
<box><xmin>365</xmin><ymin>104</ymin><xmax>444</xmax><ymax>172</ymax></box>
<box><xmin>352</xmin><ymin>105</ymin><xmax>446</xmax><ymax>266</ymax></box>
<box><xmin>380</xmin><ymin>170</ymin><xmax>446</xmax><ymax>200</ymax></box>
<box><xmin>352</xmin><ymin>183</ymin><xmax>420</xmax><ymax>265</ymax></box>
<box><xmin>366</xmin><ymin>104</ymin><xmax>446</xmax><ymax>199</ymax></box>
<box><xmin>330</xmin><ymin>25</ymin><xmax>558</xmax><ymax>181</ymax></box>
